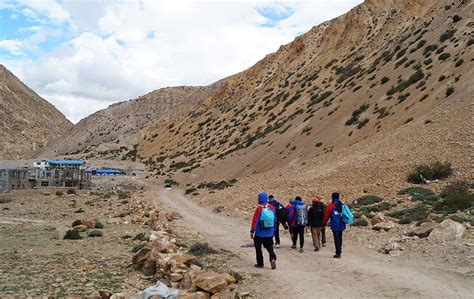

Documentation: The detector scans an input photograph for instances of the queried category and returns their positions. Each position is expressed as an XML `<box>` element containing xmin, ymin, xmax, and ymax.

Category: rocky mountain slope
<box><xmin>0</xmin><ymin>65</ymin><xmax>72</xmax><ymax>159</ymax></box>
<box><xmin>138</xmin><ymin>0</ymin><xmax>472</xmax><ymax>190</ymax></box>
<box><xmin>37</xmin><ymin>84</ymin><xmax>221</xmax><ymax>160</ymax></box>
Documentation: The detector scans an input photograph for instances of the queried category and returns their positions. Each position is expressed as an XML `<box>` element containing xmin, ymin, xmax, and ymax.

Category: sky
<box><xmin>0</xmin><ymin>0</ymin><xmax>363</xmax><ymax>123</ymax></box>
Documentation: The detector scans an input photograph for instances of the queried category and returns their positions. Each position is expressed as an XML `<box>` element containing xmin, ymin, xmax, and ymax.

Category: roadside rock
<box><xmin>222</xmin><ymin>273</ymin><xmax>236</xmax><ymax>285</ymax></box>
<box><xmin>178</xmin><ymin>291</ymin><xmax>210</xmax><ymax>299</ymax></box>
<box><xmin>429</xmin><ymin>219</ymin><xmax>466</xmax><ymax>242</ymax></box>
<box><xmin>371</xmin><ymin>213</ymin><xmax>397</xmax><ymax>226</ymax></box>
<box><xmin>372</xmin><ymin>221</ymin><xmax>397</xmax><ymax>232</ymax></box>
<box><xmin>405</xmin><ymin>222</ymin><xmax>436</xmax><ymax>238</ymax></box>
<box><xmin>132</xmin><ymin>240</ymin><xmax>178</xmax><ymax>274</ymax></box>
<box><xmin>378</xmin><ymin>238</ymin><xmax>403</xmax><ymax>255</ymax></box>
<box><xmin>180</xmin><ymin>269</ymin><xmax>206</xmax><ymax>290</ymax></box>
<box><xmin>54</xmin><ymin>226</ymin><xmax>69</xmax><ymax>239</ymax></box>
<box><xmin>194</xmin><ymin>271</ymin><xmax>228</xmax><ymax>294</ymax></box>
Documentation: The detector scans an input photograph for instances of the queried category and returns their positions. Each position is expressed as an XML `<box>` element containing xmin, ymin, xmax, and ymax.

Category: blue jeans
<box><xmin>332</xmin><ymin>230</ymin><xmax>343</xmax><ymax>255</ymax></box>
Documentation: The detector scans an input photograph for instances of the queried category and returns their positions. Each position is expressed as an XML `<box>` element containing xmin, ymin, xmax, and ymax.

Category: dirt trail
<box><xmin>157</xmin><ymin>188</ymin><xmax>473</xmax><ymax>298</ymax></box>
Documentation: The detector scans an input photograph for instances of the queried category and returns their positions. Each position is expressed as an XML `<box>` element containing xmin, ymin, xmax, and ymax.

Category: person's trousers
<box><xmin>310</xmin><ymin>227</ymin><xmax>322</xmax><ymax>250</ymax></box>
<box><xmin>274</xmin><ymin>222</ymin><xmax>280</xmax><ymax>245</ymax></box>
<box><xmin>322</xmin><ymin>226</ymin><xmax>326</xmax><ymax>245</ymax></box>
<box><xmin>291</xmin><ymin>226</ymin><xmax>305</xmax><ymax>248</ymax></box>
<box><xmin>332</xmin><ymin>230</ymin><xmax>343</xmax><ymax>255</ymax></box>
<box><xmin>254</xmin><ymin>236</ymin><xmax>277</xmax><ymax>266</ymax></box>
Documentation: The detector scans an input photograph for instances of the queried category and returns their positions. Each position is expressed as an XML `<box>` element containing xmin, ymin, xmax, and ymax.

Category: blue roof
<box><xmin>47</xmin><ymin>160</ymin><xmax>85</xmax><ymax>165</ymax></box>
<box><xmin>96</xmin><ymin>169</ymin><xmax>122</xmax><ymax>173</ymax></box>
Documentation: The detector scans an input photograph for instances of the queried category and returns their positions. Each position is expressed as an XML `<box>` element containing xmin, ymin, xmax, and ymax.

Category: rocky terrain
<box><xmin>0</xmin><ymin>65</ymin><xmax>72</xmax><ymax>159</ymax></box>
<box><xmin>37</xmin><ymin>84</ymin><xmax>222</xmax><ymax>161</ymax></box>
<box><xmin>137</xmin><ymin>0</ymin><xmax>472</xmax><ymax>188</ymax></box>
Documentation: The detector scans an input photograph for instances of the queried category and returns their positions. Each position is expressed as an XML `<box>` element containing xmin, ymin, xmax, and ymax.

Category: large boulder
<box><xmin>372</xmin><ymin>221</ymin><xmax>397</xmax><ymax>232</ymax></box>
<box><xmin>429</xmin><ymin>219</ymin><xmax>466</xmax><ymax>242</ymax></box>
<box><xmin>194</xmin><ymin>271</ymin><xmax>228</xmax><ymax>294</ymax></box>
<box><xmin>180</xmin><ymin>269</ymin><xmax>206</xmax><ymax>290</ymax></box>
<box><xmin>405</xmin><ymin>222</ymin><xmax>436</xmax><ymax>238</ymax></box>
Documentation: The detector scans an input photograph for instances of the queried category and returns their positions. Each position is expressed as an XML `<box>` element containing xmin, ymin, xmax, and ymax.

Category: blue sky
<box><xmin>0</xmin><ymin>0</ymin><xmax>362</xmax><ymax>123</ymax></box>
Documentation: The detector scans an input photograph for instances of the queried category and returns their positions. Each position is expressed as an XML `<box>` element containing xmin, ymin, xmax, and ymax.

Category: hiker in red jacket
<box><xmin>323</xmin><ymin>192</ymin><xmax>346</xmax><ymax>258</ymax></box>
<box><xmin>250</xmin><ymin>192</ymin><xmax>277</xmax><ymax>269</ymax></box>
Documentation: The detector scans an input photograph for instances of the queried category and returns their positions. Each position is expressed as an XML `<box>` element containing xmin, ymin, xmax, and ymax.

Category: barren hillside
<box><xmin>0</xmin><ymin>65</ymin><xmax>72</xmax><ymax>159</ymax></box>
<box><xmin>139</xmin><ymin>0</ymin><xmax>472</xmax><ymax>190</ymax></box>
<box><xmin>37</xmin><ymin>84</ymin><xmax>221</xmax><ymax>160</ymax></box>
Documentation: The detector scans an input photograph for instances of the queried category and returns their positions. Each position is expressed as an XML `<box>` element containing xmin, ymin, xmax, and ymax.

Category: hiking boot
<box><xmin>291</xmin><ymin>245</ymin><xmax>296</xmax><ymax>249</ymax></box>
<box><xmin>270</xmin><ymin>259</ymin><xmax>276</xmax><ymax>270</ymax></box>
<box><xmin>314</xmin><ymin>248</ymin><xmax>319</xmax><ymax>252</ymax></box>
<box><xmin>322</xmin><ymin>243</ymin><xmax>326</xmax><ymax>247</ymax></box>
<box><xmin>275</xmin><ymin>244</ymin><xmax>280</xmax><ymax>249</ymax></box>
<box><xmin>299</xmin><ymin>248</ymin><xmax>304</xmax><ymax>253</ymax></box>
<box><xmin>254</xmin><ymin>264</ymin><xmax>264</xmax><ymax>268</ymax></box>
<box><xmin>333</xmin><ymin>254</ymin><xmax>341</xmax><ymax>258</ymax></box>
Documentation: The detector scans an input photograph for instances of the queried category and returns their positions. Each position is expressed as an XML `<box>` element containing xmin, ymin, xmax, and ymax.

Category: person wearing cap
<box><xmin>250</xmin><ymin>192</ymin><xmax>277</xmax><ymax>269</ymax></box>
<box><xmin>323</xmin><ymin>192</ymin><xmax>346</xmax><ymax>258</ymax></box>
<box><xmin>308</xmin><ymin>197</ymin><xmax>326</xmax><ymax>251</ymax></box>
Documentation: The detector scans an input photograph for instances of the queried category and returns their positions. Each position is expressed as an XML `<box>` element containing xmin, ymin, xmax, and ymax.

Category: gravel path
<box><xmin>158</xmin><ymin>188</ymin><xmax>473</xmax><ymax>298</ymax></box>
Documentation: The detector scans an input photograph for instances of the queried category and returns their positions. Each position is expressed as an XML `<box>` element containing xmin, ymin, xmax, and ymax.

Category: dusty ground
<box><xmin>156</xmin><ymin>186</ymin><xmax>474</xmax><ymax>298</ymax></box>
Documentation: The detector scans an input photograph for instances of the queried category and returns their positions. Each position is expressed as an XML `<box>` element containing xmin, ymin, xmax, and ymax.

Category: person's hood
<box><xmin>295</xmin><ymin>199</ymin><xmax>304</xmax><ymax>205</ymax></box>
<box><xmin>332</xmin><ymin>198</ymin><xmax>340</xmax><ymax>205</ymax></box>
<box><xmin>289</xmin><ymin>198</ymin><xmax>295</xmax><ymax>205</ymax></box>
<box><xmin>312</xmin><ymin>198</ymin><xmax>320</xmax><ymax>204</ymax></box>
<box><xmin>258</xmin><ymin>192</ymin><xmax>268</xmax><ymax>204</ymax></box>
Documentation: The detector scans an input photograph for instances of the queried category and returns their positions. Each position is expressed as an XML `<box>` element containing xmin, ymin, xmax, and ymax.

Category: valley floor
<box><xmin>156</xmin><ymin>187</ymin><xmax>474</xmax><ymax>298</ymax></box>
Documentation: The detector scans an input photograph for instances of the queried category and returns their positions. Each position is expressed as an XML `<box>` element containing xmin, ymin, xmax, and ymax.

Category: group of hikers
<box><xmin>250</xmin><ymin>192</ymin><xmax>352</xmax><ymax>269</ymax></box>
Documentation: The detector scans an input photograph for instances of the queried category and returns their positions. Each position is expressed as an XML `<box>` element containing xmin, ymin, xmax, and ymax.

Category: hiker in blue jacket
<box><xmin>289</xmin><ymin>196</ymin><xmax>307</xmax><ymax>253</ymax></box>
<box><xmin>323</xmin><ymin>192</ymin><xmax>346</xmax><ymax>258</ymax></box>
<box><xmin>250</xmin><ymin>192</ymin><xmax>277</xmax><ymax>269</ymax></box>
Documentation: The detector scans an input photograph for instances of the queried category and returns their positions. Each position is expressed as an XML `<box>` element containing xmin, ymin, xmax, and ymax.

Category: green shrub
<box><xmin>351</xmin><ymin>219</ymin><xmax>369</xmax><ymax>226</ymax></box>
<box><xmin>434</xmin><ymin>181</ymin><xmax>474</xmax><ymax>213</ymax></box>
<box><xmin>72</xmin><ymin>219</ymin><xmax>82</xmax><ymax>227</ymax></box>
<box><xmin>439</xmin><ymin>28</ymin><xmax>456</xmax><ymax>42</ymax></box>
<box><xmin>357</xmin><ymin>118</ymin><xmax>369</xmax><ymax>129</ymax></box>
<box><xmin>386</xmin><ymin>70</ymin><xmax>424</xmax><ymax>96</ymax></box>
<box><xmin>94</xmin><ymin>219</ymin><xmax>104</xmax><ymax>229</ymax></box>
<box><xmin>398</xmin><ymin>187</ymin><xmax>439</xmax><ymax>205</ymax></box>
<box><xmin>66</xmin><ymin>189</ymin><xmax>76</xmax><ymax>195</ymax></box>
<box><xmin>407</xmin><ymin>161</ymin><xmax>453</xmax><ymax>184</ymax></box>
<box><xmin>455</xmin><ymin>59</ymin><xmax>464</xmax><ymax>67</ymax></box>
<box><xmin>0</xmin><ymin>197</ymin><xmax>14</xmax><ymax>203</ymax></box>
<box><xmin>133</xmin><ymin>232</ymin><xmax>149</xmax><ymax>241</ymax></box>
<box><xmin>315</xmin><ymin>142</ymin><xmax>323</xmax><ymax>148</ymax></box>
<box><xmin>354</xmin><ymin>195</ymin><xmax>383</xmax><ymax>206</ymax></box>
<box><xmin>380</xmin><ymin>76</ymin><xmax>390</xmax><ymax>84</ymax></box>
<box><xmin>446</xmin><ymin>87</ymin><xmax>454</xmax><ymax>97</ymax></box>
<box><xmin>438</xmin><ymin>53</ymin><xmax>451</xmax><ymax>61</ymax></box>
<box><xmin>189</xmin><ymin>242</ymin><xmax>218</xmax><ymax>256</ymax></box>
<box><xmin>87</xmin><ymin>230</ymin><xmax>103</xmax><ymax>238</ymax></box>
<box><xmin>64</xmin><ymin>230</ymin><xmax>83</xmax><ymax>240</ymax></box>
<box><xmin>386</xmin><ymin>205</ymin><xmax>429</xmax><ymax>224</ymax></box>
<box><xmin>56</xmin><ymin>191</ymin><xmax>64</xmax><ymax>196</ymax></box>
<box><xmin>359</xmin><ymin>202</ymin><xmax>391</xmax><ymax>213</ymax></box>
<box><xmin>118</xmin><ymin>191</ymin><xmax>130</xmax><ymax>199</ymax></box>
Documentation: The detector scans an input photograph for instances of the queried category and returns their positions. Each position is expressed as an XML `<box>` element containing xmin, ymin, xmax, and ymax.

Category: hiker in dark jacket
<box><xmin>250</xmin><ymin>192</ymin><xmax>277</xmax><ymax>269</ymax></box>
<box><xmin>307</xmin><ymin>198</ymin><xmax>325</xmax><ymax>251</ymax></box>
<box><xmin>323</xmin><ymin>192</ymin><xmax>346</xmax><ymax>258</ymax></box>
<box><xmin>268</xmin><ymin>195</ymin><xmax>286</xmax><ymax>248</ymax></box>
<box><xmin>288</xmin><ymin>196</ymin><xmax>307</xmax><ymax>252</ymax></box>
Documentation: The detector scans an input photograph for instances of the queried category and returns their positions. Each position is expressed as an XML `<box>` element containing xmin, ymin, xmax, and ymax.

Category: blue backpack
<box><xmin>260</xmin><ymin>204</ymin><xmax>275</xmax><ymax>228</ymax></box>
<box><xmin>341</xmin><ymin>204</ymin><xmax>353</xmax><ymax>224</ymax></box>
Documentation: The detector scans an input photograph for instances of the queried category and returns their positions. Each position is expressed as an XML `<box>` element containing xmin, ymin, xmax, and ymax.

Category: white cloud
<box><xmin>0</xmin><ymin>39</ymin><xmax>24</xmax><ymax>56</ymax></box>
<box><xmin>4</xmin><ymin>0</ymin><xmax>363</xmax><ymax>123</ymax></box>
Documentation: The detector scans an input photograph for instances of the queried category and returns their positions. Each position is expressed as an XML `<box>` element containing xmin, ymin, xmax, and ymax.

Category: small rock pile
<box><xmin>131</xmin><ymin>229</ymin><xmax>238</xmax><ymax>298</ymax></box>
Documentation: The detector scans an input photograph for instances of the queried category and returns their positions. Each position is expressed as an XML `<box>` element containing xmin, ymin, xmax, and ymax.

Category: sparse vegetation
<box><xmin>434</xmin><ymin>181</ymin><xmax>474</xmax><ymax>213</ymax></box>
<box><xmin>351</xmin><ymin>218</ymin><xmax>369</xmax><ymax>226</ymax></box>
<box><xmin>345</xmin><ymin>103</ymin><xmax>369</xmax><ymax>126</ymax></box>
<box><xmin>455</xmin><ymin>59</ymin><xmax>464</xmax><ymax>67</ymax></box>
<box><xmin>188</xmin><ymin>242</ymin><xmax>218</xmax><ymax>256</ymax></box>
<box><xmin>0</xmin><ymin>197</ymin><xmax>14</xmax><ymax>203</ymax></box>
<box><xmin>386</xmin><ymin>205</ymin><xmax>429</xmax><ymax>224</ymax></box>
<box><xmin>439</xmin><ymin>28</ymin><xmax>456</xmax><ymax>42</ymax></box>
<box><xmin>407</xmin><ymin>161</ymin><xmax>453</xmax><ymax>184</ymax></box>
<box><xmin>353</xmin><ymin>195</ymin><xmax>383</xmax><ymax>206</ymax></box>
<box><xmin>438</xmin><ymin>52</ymin><xmax>451</xmax><ymax>61</ymax></box>
<box><xmin>66</xmin><ymin>189</ymin><xmax>76</xmax><ymax>195</ymax></box>
<box><xmin>446</xmin><ymin>87</ymin><xmax>454</xmax><ymax>97</ymax></box>
<box><xmin>381</xmin><ymin>76</ymin><xmax>390</xmax><ymax>84</ymax></box>
<box><xmin>64</xmin><ymin>230</ymin><xmax>83</xmax><ymax>240</ymax></box>
<box><xmin>56</xmin><ymin>191</ymin><xmax>64</xmax><ymax>196</ymax></box>
<box><xmin>387</xmin><ymin>70</ymin><xmax>424</xmax><ymax>96</ymax></box>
